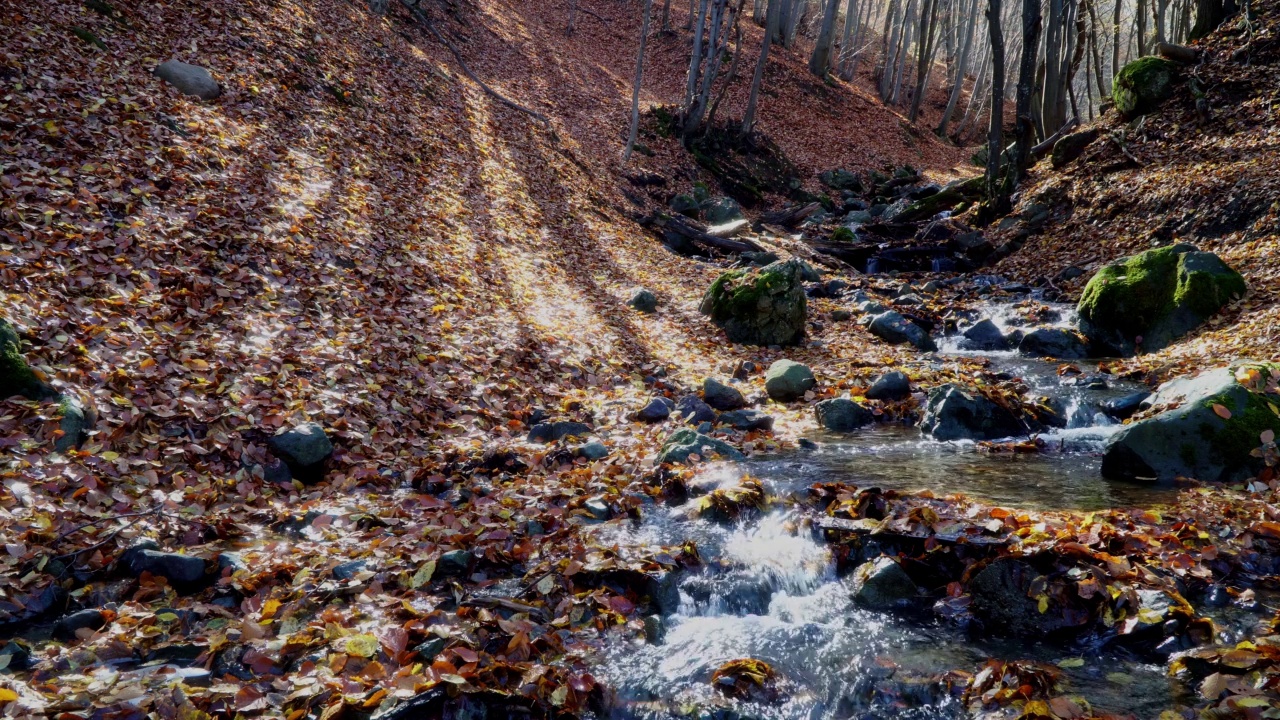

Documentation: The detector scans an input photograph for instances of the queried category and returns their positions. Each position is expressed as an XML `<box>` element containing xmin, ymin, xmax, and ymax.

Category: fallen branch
<box><xmin>1030</xmin><ymin>118</ymin><xmax>1079</xmax><ymax>162</ymax></box>
<box><xmin>1156</xmin><ymin>41</ymin><xmax>1202</xmax><ymax>64</ymax></box>
<box><xmin>396</xmin><ymin>0</ymin><xmax>553</xmax><ymax>132</ymax></box>
<box><xmin>1108</xmin><ymin>131</ymin><xmax>1144</xmax><ymax>167</ymax></box>
<box><xmin>759</xmin><ymin>202</ymin><xmax>821</xmax><ymax>228</ymax></box>
<box><xmin>641</xmin><ymin>213</ymin><xmax>763</xmax><ymax>254</ymax></box>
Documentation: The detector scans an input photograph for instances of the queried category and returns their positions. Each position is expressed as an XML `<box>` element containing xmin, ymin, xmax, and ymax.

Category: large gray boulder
<box><xmin>700</xmin><ymin>259</ymin><xmax>807</xmax><ymax>346</ymax></box>
<box><xmin>154</xmin><ymin>60</ymin><xmax>221</xmax><ymax>100</ymax></box>
<box><xmin>1102</xmin><ymin>364</ymin><xmax>1280</xmax><ymax>483</ymax></box>
<box><xmin>1077</xmin><ymin>243</ymin><xmax>1246</xmax><ymax>356</ymax></box>
<box><xmin>268</xmin><ymin>422</ymin><xmax>334</xmax><ymax>482</ymax></box>
<box><xmin>655</xmin><ymin>429</ymin><xmax>745</xmax><ymax>465</ymax></box>
<box><xmin>850</xmin><ymin>557</ymin><xmax>919</xmax><ymax>610</ymax></box>
<box><xmin>868</xmin><ymin>312</ymin><xmax>937</xmax><ymax>352</ymax></box>
<box><xmin>815</xmin><ymin>398</ymin><xmax>873</xmax><ymax>432</ymax></box>
<box><xmin>702</xmin><ymin>378</ymin><xmax>747</xmax><ymax>411</ymax></box>
<box><xmin>764</xmin><ymin>360</ymin><xmax>816</xmax><ymax>402</ymax></box>
<box><xmin>921</xmin><ymin>384</ymin><xmax>1026</xmax><ymax>441</ymax></box>
<box><xmin>628</xmin><ymin>288</ymin><xmax>658</xmax><ymax>313</ymax></box>
<box><xmin>701</xmin><ymin>196</ymin><xmax>745</xmax><ymax>224</ymax></box>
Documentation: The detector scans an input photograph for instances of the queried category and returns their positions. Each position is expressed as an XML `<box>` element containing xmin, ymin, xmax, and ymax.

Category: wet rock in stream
<box><xmin>920</xmin><ymin>384</ymin><xmax>1027</xmax><ymax>441</ymax></box>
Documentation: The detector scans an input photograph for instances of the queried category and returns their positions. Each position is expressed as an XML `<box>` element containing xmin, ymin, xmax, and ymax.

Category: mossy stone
<box><xmin>699</xmin><ymin>259</ymin><xmax>806</xmax><ymax>346</ymax></box>
<box><xmin>0</xmin><ymin>319</ymin><xmax>50</xmax><ymax>400</ymax></box>
<box><xmin>1077</xmin><ymin>244</ymin><xmax>1245</xmax><ymax>355</ymax></box>
<box><xmin>1113</xmin><ymin>56</ymin><xmax>1179</xmax><ymax>118</ymax></box>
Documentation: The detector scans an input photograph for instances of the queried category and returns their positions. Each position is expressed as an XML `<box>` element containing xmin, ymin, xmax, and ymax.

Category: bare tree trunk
<box><xmin>810</xmin><ymin>0</ymin><xmax>843</xmax><ymax>75</ymax></box>
<box><xmin>707</xmin><ymin>10</ymin><xmax>746</xmax><ymax>126</ymax></box>
<box><xmin>985</xmin><ymin>0</ymin><xmax>1006</xmax><ymax>205</ymax></box>
<box><xmin>662</xmin><ymin>0</ymin><xmax>673</xmax><ymax>30</ymax></box>
<box><xmin>838</xmin><ymin>0</ymin><xmax>859</xmax><ymax>72</ymax></box>
<box><xmin>1011</xmin><ymin>0</ymin><xmax>1042</xmax><ymax>186</ymax></box>
<box><xmin>743</xmin><ymin>0</ymin><xmax>782</xmax><ymax>134</ymax></box>
<box><xmin>625</xmin><ymin>0</ymin><xmax>656</xmax><ymax>162</ymax></box>
<box><xmin>878</xmin><ymin>0</ymin><xmax>903</xmax><ymax>96</ymax></box>
<box><xmin>956</xmin><ymin>37</ymin><xmax>991</xmax><ymax>138</ymax></box>
<box><xmin>1136</xmin><ymin>0</ymin><xmax>1148</xmax><ymax>55</ymax></box>
<box><xmin>938</xmin><ymin>0</ymin><xmax>981</xmax><ymax>135</ymax></box>
<box><xmin>909</xmin><ymin>0</ymin><xmax>943</xmax><ymax>121</ymax></box>
<box><xmin>890</xmin><ymin>0</ymin><xmax>917</xmax><ymax>103</ymax></box>
<box><xmin>1112</xmin><ymin>0</ymin><xmax>1123</xmax><ymax>82</ymax></box>
<box><xmin>684</xmin><ymin>0</ymin><xmax>710</xmax><ymax>111</ymax></box>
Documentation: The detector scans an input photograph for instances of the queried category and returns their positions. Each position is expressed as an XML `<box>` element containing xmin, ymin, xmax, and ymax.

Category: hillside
<box><xmin>991</xmin><ymin>1</ymin><xmax>1280</xmax><ymax>371</ymax></box>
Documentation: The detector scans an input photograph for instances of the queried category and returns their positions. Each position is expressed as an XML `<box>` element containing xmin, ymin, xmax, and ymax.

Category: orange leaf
<box><xmin>1212</xmin><ymin>404</ymin><xmax>1232</xmax><ymax>419</ymax></box>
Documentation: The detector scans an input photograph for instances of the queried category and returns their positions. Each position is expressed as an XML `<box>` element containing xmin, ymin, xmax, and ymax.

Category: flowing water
<box><xmin>590</xmin><ymin>304</ymin><xmax>1199</xmax><ymax>719</ymax></box>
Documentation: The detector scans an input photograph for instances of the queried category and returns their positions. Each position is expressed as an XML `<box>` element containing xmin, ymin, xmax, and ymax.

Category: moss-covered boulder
<box><xmin>1051</xmin><ymin>127</ymin><xmax>1100</xmax><ymax>169</ymax></box>
<box><xmin>1</xmin><ymin>319</ymin><xmax>52</xmax><ymax>400</ymax></box>
<box><xmin>1102</xmin><ymin>364</ymin><xmax>1280</xmax><ymax>483</ymax></box>
<box><xmin>701</xmin><ymin>196</ymin><xmax>745</xmax><ymax>225</ymax></box>
<box><xmin>1112</xmin><ymin>56</ymin><xmax>1179</xmax><ymax>118</ymax></box>
<box><xmin>1077</xmin><ymin>243</ymin><xmax>1245</xmax><ymax>355</ymax></box>
<box><xmin>699</xmin><ymin>259</ymin><xmax>807</xmax><ymax>346</ymax></box>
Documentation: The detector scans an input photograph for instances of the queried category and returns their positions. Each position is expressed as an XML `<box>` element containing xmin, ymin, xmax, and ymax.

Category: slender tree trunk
<box><xmin>937</xmin><ymin>0</ymin><xmax>980</xmax><ymax>135</ymax></box>
<box><xmin>625</xmin><ymin>0</ymin><xmax>656</xmax><ymax>161</ymax></box>
<box><xmin>1011</xmin><ymin>0</ymin><xmax>1042</xmax><ymax>186</ymax></box>
<box><xmin>985</xmin><ymin>0</ymin><xmax>1006</xmax><ymax>205</ymax></box>
<box><xmin>838</xmin><ymin>0</ymin><xmax>858</xmax><ymax>73</ymax></box>
<box><xmin>662</xmin><ymin>0</ymin><xmax>673</xmax><ymax>30</ymax></box>
<box><xmin>879</xmin><ymin>0</ymin><xmax>903</xmax><ymax>96</ymax></box>
<box><xmin>743</xmin><ymin>0</ymin><xmax>782</xmax><ymax>134</ymax></box>
<box><xmin>1137</xmin><ymin>0</ymin><xmax>1148</xmax><ymax>55</ymax></box>
<box><xmin>910</xmin><ymin>0</ymin><xmax>942</xmax><ymax>121</ymax></box>
<box><xmin>890</xmin><ymin>0</ymin><xmax>917</xmax><ymax>103</ymax></box>
<box><xmin>956</xmin><ymin>38</ymin><xmax>991</xmax><ymax>138</ymax></box>
<box><xmin>684</xmin><ymin>0</ymin><xmax>710</xmax><ymax>111</ymax></box>
<box><xmin>1112</xmin><ymin>0</ymin><xmax>1123</xmax><ymax>82</ymax></box>
<box><xmin>707</xmin><ymin>9</ymin><xmax>746</xmax><ymax>127</ymax></box>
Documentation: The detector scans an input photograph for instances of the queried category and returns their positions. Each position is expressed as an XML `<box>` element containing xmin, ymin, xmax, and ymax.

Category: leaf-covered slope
<box><xmin>992</xmin><ymin>0</ymin><xmax>1280</xmax><ymax>365</ymax></box>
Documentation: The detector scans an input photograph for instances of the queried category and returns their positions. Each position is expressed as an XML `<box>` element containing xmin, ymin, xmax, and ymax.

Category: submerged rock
<box><xmin>850</xmin><ymin>557</ymin><xmax>919</xmax><ymax>610</ymax></box>
<box><xmin>700</xmin><ymin>259</ymin><xmax>807</xmax><ymax>346</ymax></box>
<box><xmin>1077</xmin><ymin>243</ymin><xmax>1245</xmax><ymax>356</ymax></box>
<box><xmin>764</xmin><ymin>359</ymin><xmax>815</xmax><ymax>401</ymax></box>
<box><xmin>968</xmin><ymin>558</ymin><xmax>1073</xmax><ymax>637</ymax></box>
<box><xmin>921</xmin><ymin>384</ymin><xmax>1026</xmax><ymax>441</ymax></box>
<box><xmin>655</xmin><ymin>428</ymin><xmax>744</xmax><ymax>465</ymax></box>
<box><xmin>868</xmin><ymin>311</ymin><xmax>937</xmax><ymax>352</ymax></box>
<box><xmin>702</xmin><ymin>377</ymin><xmax>747</xmax><ymax>411</ymax></box>
<box><xmin>866</xmin><ymin>370</ymin><xmax>911</xmax><ymax>401</ymax></box>
<box><xmin>53</xmin><ymin>609</ymin><xmax>108</xmax><ymax>641</ymax></box>
<box><xmin>815</xmin><ymin>398</ymin><xmax>874</xmax><ymax>432</ymax></box>
<box><xmin>119</xmin><ymin>544</ymin><xmax>208</xmax><ymax>592</ymax></box>
<box><xmin>1102</xmin><ymin>364</ymin><xmax>1280</xmax><ymax>483</ymax></box>
<box><xmin>1101</xmin><ymin>392</ymin><xmax>1150</xmax><ymax>420</ymax></box>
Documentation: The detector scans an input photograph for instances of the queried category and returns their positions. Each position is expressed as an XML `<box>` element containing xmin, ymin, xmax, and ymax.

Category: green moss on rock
<box><xmin>0</xmin><ymin>319</ymin><xmax>47</xmax><ymax>400</ymax></box>
<box><xmin>1113</xmin><ymin>56</ymin><xmax>1179</xmax><ymax>118</ymax></box>
<box><xmin>1077</xmin><ymin>243</ymin><xmax>1245</xmax><ymax>355</ymax></box>
<box><xmin>700</xmin><ymin>260</ymin><xmax>807</xmax><ymax>346</ymax></box>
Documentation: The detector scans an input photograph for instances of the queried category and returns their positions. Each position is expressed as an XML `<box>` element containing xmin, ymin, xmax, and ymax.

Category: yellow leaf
<box><xmin>1057</xmin><ymin>657</ymin><xmax>1085</xmax><ymax>668</ymax></box>
<box><xmin>410</xmin><ymin>560</ymin><xmax>436</xmax><ymax>589</ymax></box>
<box><xmin>0</xmin><ymin>688</ymin><xmax>16</xmax><ymax>702</ymax></box>
<box><xmin>101</xmin><ymin>451</ymin><xmax>120</xmax><ymax>462</ymax></box>
<box><xmin>1037</xmin><ymin>595</ymin><xmax>1049</xmax><ymax>613</ymax></box>
<box><xmin>344</xmin><ymin>634</ymin><xmax>379</xmax><ymax>658</ymax></box>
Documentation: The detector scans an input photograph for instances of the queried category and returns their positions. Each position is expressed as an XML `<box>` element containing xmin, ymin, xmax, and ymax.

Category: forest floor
<box><xmin>1</xmin><ymin>0</ymin><xmax>1279</xmax><ymax>718</ymax></box>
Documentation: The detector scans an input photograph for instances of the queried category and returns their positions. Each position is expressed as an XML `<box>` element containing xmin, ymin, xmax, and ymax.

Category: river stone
<box><xmin>154</xmin><ymin>60</ymin><xmax>222</xmax><ymax>100</ymax></box>
<box><xmin>575</xmin><ymin>441</ymin><xmax>609</xmax><ymax>460</ymax></box>
<box><xmin>655</xmin><ymin>428</ymin><xmax>745</xmax><ymax>465</ymax></box>
<box><xmin>921</xmin><ymin>384</ymin><xmax>1026</xmax><ymax>441</ymax></box>
<box><xmin>628</xmin><ymin>288</ymin><xmax>658</xmax><ymax>313</ymax></box>
<box><xmin>968</xmin><ymin>558</ymin><xmax>1071</xmax><ymax>637</ymax></box>
<box><xmin>1101</xmin><ymin>392</ymin><xmax>1150</xmax><ymax>420</ymax></box>
<box><xmin>268</xmin><ymin>422</ymin><xmax>333</xmax><ymax>482</ymax></box>
<box><xmin>438</xmin><ymin>550</ymin><xmax>474</xmax><ymax>577</ymax></box>
<box><xmin>815</xmin><ymin>398</ymin><xmax>874</xmax><ymax>432</ymax></box>
<box><xmin>633</xmin><ymin>397</ymin><xmax>674</xmax><ymax>423</ymax></box>
<box><xmin>868</xmin><ymin>311</ymin><xmax>937</xmax><ymax>352</ymax></box>
<box><xmin>850</xmin><ymin>557</ymin><xmax>918</xmax><ymax>610</ymax></box>
<box><xmin>527</xmin><ymin>420</ymin><xmax>592</xmax><ymax>443</ymax></box>
<box><xmin>866</xmin><ymin>371</ymin><xmax>911</xmax><ymax>401</ymax></box>
<box><xmin>764</xmin><ymin>360</ymin><xmax>816</xmax><ymax>402</ymax></box>
<box><xmin>55</xmin><ymin>397</ymin><xmax>90</xmax><ymax>453</ymax></box>
<box><xmin>0</xmin><ymin>640</ymin><xmax>31</xmax><ymax>672</ymax></box>
<box><xmin>959</xmin><ymin>319</ymin><xmax>1011</xmax><ymax>351</ymax></box>
<box><xmin>1051</xmin><ymin>127</ymin><xmax>1101</xmax><ymax>169</ymax></box>
<box><xmin>1077</xmin><ymin>243</ymin><xmax>1245</xmax><ymax>356</ymax></box>
<box><xmin>1101</xmin><ymin>364</ymin><xmax>1280</xmax><ymax>483</ymax></box>
<box><xmin>1112</xmin><ymin>56</ymin><xmax>1178</xmax><ymax>118</ymax></box>
<box><xmin>415</xmin><ymin>637</ymin><xmax>447</xmax><ymax>662</ymax></box>
<box><xmin>858</xmin><ymin>300</ymin><xmax>886</xmax><ymax>315</ymax></box>
<box><xmin>674</xmin><ymin>395</ymin><xmax>718</xmax><ymax>424</ymax></box>
<box><xmin>1018</xmin><ymin>327</ymin><xmax>1090</xmax><ymax>359</ymax></box>
<box><xmin>682</xmin><ymin>570</ymin><xmax>775</xmax><ymax>616</ymax></box>
<box><xmin>53</xmin><ymin>608</ymin><xmax>108</xmax><ymax>641</ymax></box>
<box><xmin>820</xmin><ymin>169</ymin><xmax>863</xmax><ymax>192</ymax></box>
<box><xmin>703</xmin><ymin>377</ymin><xmax>747</xmax><ymax>411</ymax></box>
<box><xmin>718</xmin><ymin>409</ymin><xmax>774</xmax><ymax>431</ymax></box>
<box><xmin>700</xmin><ymin>259</ymin><xmax>807</xmax><ymax>346</ymax></box>
<box><xmin>119</xmin><ymin>545</ymin><xmax>208</xmax><ymax>592</ymax></box>
<box><xmin>701</xmin><ymin>196</ymin><xmax>745</xmax><ymax>224</ymax></box>
<box><xmin>332</xmin><ymin>560</ymin><xmax>368</xmax><ymax>580</ymax></box>
<box><xmin>0</xmin><ymin>319</ymin><xmax>53</xmax><ymax>400</ymax></box>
